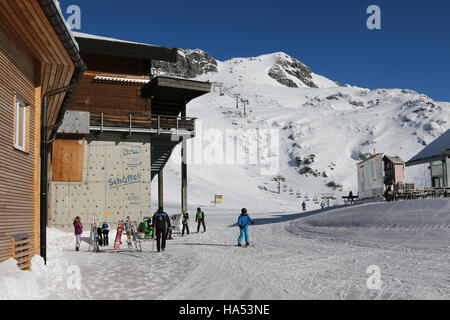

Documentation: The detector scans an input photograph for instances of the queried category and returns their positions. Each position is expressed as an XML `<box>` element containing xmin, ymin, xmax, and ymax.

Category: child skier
<box><xmin>320</xmin><ymin>200</ymin><xmax>326</xmax><ymax>210</ymax></box>
<box><xmin>196</xmin><ymin>207</ymin><xmax>206</xmax><ymax>233</ymax></box>
<box><xmin>302</xmin><ymin>201</ymin><xmax>307</xmax><ymax>212</ymax></box>
<box><xmin>237</xmin><ymin>208</ymin><xmax>255</xmax><ymax>247</ymax></box>
<box><xmin>102</xmin><ymin>221</ymin><xmax>110</xmax><ymax>246</ymax></box>
<box><xmin>73</xmin><ymin>216</ymin><xmax>83</xmax><ymax>252</ymax></box>
<box><xmin>182</xmin><ymin>212</ymin><xmax>189</xmax><ymax>236</ymax></box>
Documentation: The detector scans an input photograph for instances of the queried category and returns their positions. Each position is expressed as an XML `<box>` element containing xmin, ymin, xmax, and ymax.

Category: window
<box><xmin>14</xmin><ymin>99</ymin><xmax>27</xmax><ymax>152</ymax></box>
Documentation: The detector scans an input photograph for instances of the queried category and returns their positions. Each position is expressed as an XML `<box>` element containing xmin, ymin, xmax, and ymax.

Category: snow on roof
<box><xmin>73</xmin><ymin>32</ymin><xmax>160</xmax><ymax>48</ymax></box>
<box><xmin>407</xmin><ymin>129</ymin><xmax>450</xmax><ymax>165</ymax></box>
<box><xmin>383</xmin><ymin>155</ymin><xmax>404</xmax><ymax>164</ymax></box>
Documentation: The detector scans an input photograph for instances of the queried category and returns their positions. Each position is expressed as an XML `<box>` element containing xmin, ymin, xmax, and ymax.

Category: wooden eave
<box><xmin>142</xmin><ymin>76</ymin><xmax>211</xmax><ymax>116</ymax></box>
<box><xmin>74</xmin><ymin>35</ymin><xmax>178</xmax><ymax>63</ymax></box>
<box><xmin>0</xmin><ymin>0</ymin><xmax>76</xmax><ymax>128</ymax></box>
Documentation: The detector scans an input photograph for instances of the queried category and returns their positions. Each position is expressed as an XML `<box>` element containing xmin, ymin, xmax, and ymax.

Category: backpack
<box><xmin>155</xmin><ymin>213</ymin><xmax>168</xmax><ymax>229</ymax></box>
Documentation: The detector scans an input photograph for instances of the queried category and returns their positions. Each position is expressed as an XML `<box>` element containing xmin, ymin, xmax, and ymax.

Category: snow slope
<box><xmin>1</xmin><ymin>200</ymin><xmax>448</xmax><ymax>300</ymax></box>
<box><xmin>153</xmin><ymin>52</ymin><xmax>450</xmax><ymax>213</ymax></box>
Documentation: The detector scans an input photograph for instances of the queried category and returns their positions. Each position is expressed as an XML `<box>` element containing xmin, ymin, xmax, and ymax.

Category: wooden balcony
<box><xmin>89</xmin><ymin>111</ymin><xmax>196</xmax><ymax>136</ymax></box>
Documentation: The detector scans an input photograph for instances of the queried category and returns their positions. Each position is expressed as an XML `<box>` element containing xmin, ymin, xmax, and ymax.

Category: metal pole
<box><xmin>158</xmin><ymin>170</ymin><xmax>164</xmax><ymax>211</ymax></box>
<box><xmin>40</xmin><ymin>76</ymin><xmax>84</xmax><ymax>265</ymax></box>
<box><xmin>181</xmin><ymin>105</ymin><xmax>188</xmax><ymax>213</ymax></box>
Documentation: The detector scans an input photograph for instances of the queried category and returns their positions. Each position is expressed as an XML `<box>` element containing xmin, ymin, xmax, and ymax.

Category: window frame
<box><xmin>14</xmin><ymin>98</ymin><xmax>28</xmax><ymax>153</ymax></box>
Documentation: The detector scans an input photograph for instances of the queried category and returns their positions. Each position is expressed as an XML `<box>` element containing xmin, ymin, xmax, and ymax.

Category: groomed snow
<box><xmin>1</xmin><ymin>200</ymin><xmax>448</xmax><ymax>300</ymax></box>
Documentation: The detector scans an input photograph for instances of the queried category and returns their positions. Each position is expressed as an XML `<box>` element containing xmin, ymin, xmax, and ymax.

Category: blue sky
<box><xmin>60</xmin><ymin>0</ymin><xmax>450</xmax><ymax>101</ymax></box>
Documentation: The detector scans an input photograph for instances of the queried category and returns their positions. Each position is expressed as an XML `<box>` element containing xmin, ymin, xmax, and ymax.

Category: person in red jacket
<box><xmin>73</xmin><ymin>216</ymin><xmax>83</xmax><ymax>252</ymax></box>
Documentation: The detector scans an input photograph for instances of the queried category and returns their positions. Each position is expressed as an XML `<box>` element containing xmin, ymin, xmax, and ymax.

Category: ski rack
<box><xmin>89</xmin><ymin>215</ymin><xmax>100</xmax><ymax>253</ymax></box>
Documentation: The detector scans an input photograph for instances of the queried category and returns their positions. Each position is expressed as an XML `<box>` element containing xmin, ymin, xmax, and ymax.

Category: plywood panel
<box><xmin>52</xmin><ymin>139</ymin><xmax>85</xmax><ymax>182</ymax></box>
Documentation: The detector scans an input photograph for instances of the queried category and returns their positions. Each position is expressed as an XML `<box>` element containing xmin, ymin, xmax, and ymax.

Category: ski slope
<box><xmin>1</xmin><ymin>199</ymin><xmax>448</xmax><ymax>300</ymax></box>
<box><xmin>152</xmin><ymin>52</ymin><xmax>450</xmax><ymax>214</ymax></box>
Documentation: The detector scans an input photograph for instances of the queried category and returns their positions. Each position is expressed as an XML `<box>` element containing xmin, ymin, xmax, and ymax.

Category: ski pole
<box><xmin>152</xmin><ymin>227</ymin><xmax>156</xmax><ymax>252</ymax></box>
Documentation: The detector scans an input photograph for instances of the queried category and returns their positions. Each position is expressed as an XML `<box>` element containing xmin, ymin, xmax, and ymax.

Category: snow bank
<box><xmin>0</xmin><ymin>228</ymin><xmax>88</xmax><ymax>300</ymax></box>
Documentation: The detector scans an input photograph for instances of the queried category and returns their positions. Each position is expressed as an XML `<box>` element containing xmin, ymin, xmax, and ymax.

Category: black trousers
<box><xmin>102</xmin><ymin>230</ymin><xmax>109</xmax><ymax>246</ymax></box>
<box><xmin>197</xmin><ymin>220</ymin><xmax>206</xmax><ymax>233</ymax></box>
<box><xmin>182</xmin><ymin>224</ymin><xmax>189</xmax><ymax>236</ymax></box>
<box><xmin>155</xmin><ymin>228</ymin><xmax>167</xmax><ymax>252</ymax></box>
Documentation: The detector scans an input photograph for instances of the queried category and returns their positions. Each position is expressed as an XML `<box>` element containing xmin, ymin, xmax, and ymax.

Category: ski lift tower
<box><xmin>234</xmin><ymin>94</ymin><xmax>241</xmax><ymax>109</ymax></box>
<box><xmin>241</xmin><ymin>99</ymin><xmax>249</xmax><ymax>116</ymax></box>
<box><xmin>272</xmin><ymin>175</ymin><xmax>286</xmax><ymax>194</ymax></box>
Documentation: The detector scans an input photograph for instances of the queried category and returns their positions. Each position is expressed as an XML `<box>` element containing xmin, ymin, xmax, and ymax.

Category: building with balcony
<box><xmin>49</xmin><ymin>33</ymin><xmax>211</xmax><ymax>230</ymax></box>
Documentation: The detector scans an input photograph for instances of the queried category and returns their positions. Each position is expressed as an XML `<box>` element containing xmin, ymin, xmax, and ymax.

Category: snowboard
<box><xmin>114</xmin><ymin>220</ymin><xmax>124</xmax><ymax>250</ymax></box>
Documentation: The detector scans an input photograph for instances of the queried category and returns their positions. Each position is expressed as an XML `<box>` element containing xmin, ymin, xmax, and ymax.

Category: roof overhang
<box><xmin>406</xmin><ymin>129</ymin><xmax>450</xmax><ymax>167</ymax></box>
<box><xmin>406</xmin><ymin>155</ymin><xmax>447</xmax><ymax>167</ymax></box>
<box><xmin>142</xmin><ymin>77</ymin><xmax>212</xmax><ymax>116</ymax></box>
<box><xmin>74</xmin><ymin>33</ymin><xmax>178</xmax><ymax>63</ymax></box>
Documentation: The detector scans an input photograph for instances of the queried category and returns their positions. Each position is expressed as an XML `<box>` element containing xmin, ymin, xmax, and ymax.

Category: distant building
<box><xmin>382</xmin><ymin>155</ymin><xmax>405</xmax><ymax>191</ymax></box>
<box><xmin>406</xmin><ymin>129</ymin><xmax>450</xmax><ymax>188</ymax></box>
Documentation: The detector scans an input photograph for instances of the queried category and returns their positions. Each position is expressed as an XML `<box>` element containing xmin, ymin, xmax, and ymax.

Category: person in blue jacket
<box><xmin>237</xmin><ymin>208</ymin><xmax>255</xmax><ymax>247</ymax></box>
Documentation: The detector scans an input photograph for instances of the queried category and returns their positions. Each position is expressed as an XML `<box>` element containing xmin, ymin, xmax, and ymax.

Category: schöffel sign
<box><xmin>108</xmin><ymin>174</ymin><xmax>141</xmax><ymax>188</ymax></box>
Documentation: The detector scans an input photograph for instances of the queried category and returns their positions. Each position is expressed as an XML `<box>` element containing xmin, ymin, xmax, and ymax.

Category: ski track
<box><xmin>56</xmin><ymin>200</ymin><xmax>450</xmax><ymax>300</ymax></box>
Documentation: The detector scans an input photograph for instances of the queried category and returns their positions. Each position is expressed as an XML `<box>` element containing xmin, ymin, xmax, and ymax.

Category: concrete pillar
<box><xmin>158</xmin><ymin>170</ymin><xmax>163</xmax><ymax>211</ymax></box>
<box><xmin>181</xmin><ymin>106</ymin><xmax>187</xmax><ymax>213</ymax></box>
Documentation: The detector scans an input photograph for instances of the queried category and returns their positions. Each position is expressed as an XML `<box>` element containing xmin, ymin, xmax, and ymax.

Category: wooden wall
<box><xmin>0</xmin><ymin>0</ymin><xmax>80</xmax><ymax>265</ymax></box>
<box><xmin>51</xmin><ymin>139</ymin><xmax>85</xmax><ymax>182</ymax></box>
<box><xmin>68</xmin><ymin>71</ymin><xmax>151</xmax><ymax>114</ymax></box>
<box><xmin>0</xmin><ymin>20</ymin><xmax>38</xmax><ymax>263</ymax></box>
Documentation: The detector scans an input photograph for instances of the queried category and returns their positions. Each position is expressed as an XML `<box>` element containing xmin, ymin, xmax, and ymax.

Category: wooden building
<box><xmin>49</xmin><ymin>33</ymin><xmax>211</xmax><ymax>231</ymax></box>
<box><xmin>382</xmin><ymin>155</ymin><xmax>405</xmax><ymax>191</ymax></box>
<box><xmin>0</xmin><ymin>0</ymin><xmax>85</xmax><ymax>268</ymax></box>
<box><xmin>406</xmin><ymin>129</ymin><xmax>450</xmax><ymax>189</ymax></box>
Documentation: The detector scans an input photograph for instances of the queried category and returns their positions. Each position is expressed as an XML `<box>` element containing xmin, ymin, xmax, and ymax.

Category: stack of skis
<box><xmin>113</xmin><ymin>216</ymin><xmax>142</xmax><ymax>252</ymax></box>
<box><xmin>90</xmin><ymin>216</ymin><xmax>142</xmax><ymax>253</ymax></box>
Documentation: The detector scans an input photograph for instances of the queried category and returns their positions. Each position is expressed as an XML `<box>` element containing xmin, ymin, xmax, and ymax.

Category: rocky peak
<box><xmin>268</xmin><ymin>53</ymin><xmax>318</xmax><ymax>88</ymax></box>
<box><xmin>152</xmin><ymin>48</ymin><xmax>218</xmax><ymax>79</ymax></box>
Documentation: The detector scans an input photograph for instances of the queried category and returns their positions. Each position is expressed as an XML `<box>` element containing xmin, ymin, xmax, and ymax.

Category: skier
<box><xmin>182</xmin><ymin>211</ymin><xmax>190</xmax><ymax>236</ymax></box>
<box><xmin>96</xmin><ymin>227</ymin><xmax>103</xmax><ymax>246</ymax></box>
<box><xmin>152</xmin><ymin>209</ymin><xmax>171</xmax><ymax>252</ymax></box>
<box><xmin>320</xmin><ymin>200</ymin><xmax>326</xmax><ymax>210</ymax></box>
<box><xmin>302</xmin><ymin>201</ymin><xmax>307</xmax><ymax>212</ymax></box>
<box><xmin>237</xmin><ymin>208</ymin><xmax>254</xmax><ymax>247</ymax></box>
<box><xmin>196</xmin><ymin>207</ymin><xmax>206</xmax><ymax>233</ymax></box>
<box><xmin>102</xmin><ymin>221</ymin><xmax>109</xmax><ymax>246</ymax></box>
<box><xmin>166</xmin><ymin>216</ymin><xmax>177</xmax><ymax>240</ymax></box>
<box><xmin>143</xmin><ymin>218</ymin><xmax>153</xmax><ymax>239</ymax></box>
<box><xmin>73</xmin><ymin>216</ymin><xmax>83</xmax><ymax>252</ymax></box>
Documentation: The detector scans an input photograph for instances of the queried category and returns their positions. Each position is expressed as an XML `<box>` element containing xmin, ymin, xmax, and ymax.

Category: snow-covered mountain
<box><xmin>152</xmin><ymin>50</ymin><xmax>450</xmax><ymax>213</ymax></box>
